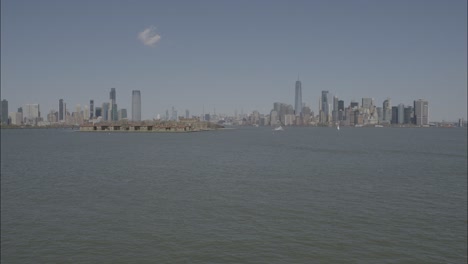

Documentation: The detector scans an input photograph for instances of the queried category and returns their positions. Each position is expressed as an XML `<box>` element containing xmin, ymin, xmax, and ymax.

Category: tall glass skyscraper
<box><xmin>102</xmin><ymin>102</ymin><xmax>110</xmax><ymax>121</ymax></box>
<box><xmin>398</xmin><ymin>104</ymin><xmax>405</xmax><ymax>124</ymax></box>
<box><xmin>414</xmin><ymin>99</ymin><xmax>429</xmax><ymax>126</ymax></box>
<box><xmin>59</xmin><ymin>99</ymin><xmax>64</xmax><ymax>121</ymax></box>
<box><xmin>110</xmin><ymin>88</ymin><xmax>117</xmax><ymax>121</ymax></box>
<box><xmin>89</xmin><ymin>100</ymin><xmax>94</xmax><ymax>119</ymax></box>
<box><xmin>1</xmin><ymin>99</ymin><xmax>8</xmax><ymax>124</ymax></box>
<box><xmin>321</xmin><ymin>91</ymin><xmax>330</xmax><ymax>121</ymax></box>
<box><xmin>294</xmin><ymin>79</ymin><xmax>302</xmax><ymax>116</ymax></box>
<box><xmin>132</xmin><ymin>90</ymin><xmax>141</xmax><ymax>121</ymax></box>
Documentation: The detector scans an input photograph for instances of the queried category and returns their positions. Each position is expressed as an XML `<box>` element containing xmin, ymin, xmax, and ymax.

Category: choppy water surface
<box><xmin>1</xmin><ymin>127</ymin><xmax>467</xmax><ymax>263</ymax></box>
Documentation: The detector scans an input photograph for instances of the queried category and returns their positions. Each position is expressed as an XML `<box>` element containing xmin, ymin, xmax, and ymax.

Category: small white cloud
<box><xmin>138</xmin><ymin>26</ymin><xmax>161</xmax><ymax>47</ymax></box>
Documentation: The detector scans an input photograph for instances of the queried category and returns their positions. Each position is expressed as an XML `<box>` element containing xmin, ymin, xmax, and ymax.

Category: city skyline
<box><xmin>1</xmin><ymin>83</ymin><xmax>437</xmax><ymax>127</ymax></box>
<box><xmin>1</xmin><ymin>0</ymin><xmax>466</xmax><ymax>121</ymax></box>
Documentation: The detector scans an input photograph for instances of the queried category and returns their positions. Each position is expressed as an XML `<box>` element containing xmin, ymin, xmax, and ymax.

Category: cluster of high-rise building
<box><xmin>257</xmin><ymin>79</ymin><xmax>431</xmax><ymax>127</ymax></box>
<box><xmin>1</xmin><ymin>89</ymin><xmax>142</xmax><ymax>126</ymax></box>
<box><xmin>1</xmin><ymin>78</ymin><xmax>464</xmax><ymax>128</ymax></box>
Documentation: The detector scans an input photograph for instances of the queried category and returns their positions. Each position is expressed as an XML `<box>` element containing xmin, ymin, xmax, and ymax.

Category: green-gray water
<box><xmin>1</xmin><ymin>127</ymin><xmax>467</xmax><ymax>263</ymax></box>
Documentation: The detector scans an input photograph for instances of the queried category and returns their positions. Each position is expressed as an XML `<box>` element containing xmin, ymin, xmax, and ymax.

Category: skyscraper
<box><xmin>414</xmin><ymin>99</ymin><xmax>429</xmax><ymax>126</ymax></box>
<box><xmin>23</xmin><ymin>104</ymin><xmax>40</xmax><ymax>125</ymax></box>
<box><xmin>338</xmin><ymin>100</ymin><xmax>345</xmax><ymax>121</ymax></box>
<box><xmin>90</xmin><ymin>100</ymin><xmax>94</xmax><ymax>119</ymax></box>
<box><xmin>171</xmin><ymin>106</ymin><xmax>178</xmax><ymax>121</ymax></box>
<box><xmin>398</xmin><ymin>104</ymin><xmax>405</xmax><ymax>124</ymax></box>
<box><xmin>110</xmin><ymin>88</ymin><xmax>117</xmax><ymax>121</ymax></box>
<box><xmin>294</xmin><ymin>79</ymin><xmax>302</xmax><ymax>116</ymax></box>
<box><xmin>185</xmin><ymin>109</ymin><xmax>190</xmax><ymax>119</ymax></box>
<box><xmin>76</xmin><ymin>104</ymin><xmax>82</xmax><ymax>123</ymax></box>
<box><xmin>95</xmin><ymin>107</ymin><xmax>102</xmax><ymax>118</ymax></box>
<box><xmin>59</xmin><ymin>99</ymin><xmax>64</xmax><ymax>121</ymax></box>
<box><xmin>383</xmin><ymin>98</ymin><xmax>391</xmax><ymax>123</ymax></box>
<box><xmin>1</xmin><ymin>99</ymin><xmax>9</xmax><ymax>124</ymax></box>
<box><xmin>391</xmin><ymin>106</ymin><xmax>398</xmax><ymax>124</ymax></box>
<box><xmin>118</xmin><ymin>109</ymin><xmax>127</xmax><ymax>120</ymax></box>
<box><xmin>132</xmin><ymin>90</ymin><xmax>141</xmax><ymax>121</ymax></box>
<box><xmin>332</xmin><ymin>96</ymin><xmax>339</xmax><ymax>122</ymax></box>
<box><xmin>102</xmin><ymin>102</ymin><xmax>110</xmax><ymax>121</ymax></box>
<box><xmin>404</xmin><ymin>106</ymin><xmax>413</xmax><ymax>124</ymax></box>
<box><xmin>321</xmin><ymin>91</ymin><xmax>329</xmax><ymax>122</ymax></box>
<box><xmin>362</xmin><ymin>98</ymin><xmax>374</xmax><ymax>109</ymax></box>
<box><xmin>338</xmin><ymin>100</ymin><xmax>344</xmax><ymax>111</ymax></box>
<box><xmin>84</xmin><ymin>105</ymin><xmax>89</xmax><ymax>121</ymax></box>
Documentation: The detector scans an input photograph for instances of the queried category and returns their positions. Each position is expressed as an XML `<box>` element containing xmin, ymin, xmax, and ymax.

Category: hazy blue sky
<box><xmin>1</xmin><ymin>0</ymin><xmax>466</xmax><ymax>121</ymax></box>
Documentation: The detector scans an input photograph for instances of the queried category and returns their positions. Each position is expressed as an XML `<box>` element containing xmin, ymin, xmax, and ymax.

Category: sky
<box><xmin>1</xmin><ymin>0</ymin><xmax>466</xmax><ymax>121</ymax></box>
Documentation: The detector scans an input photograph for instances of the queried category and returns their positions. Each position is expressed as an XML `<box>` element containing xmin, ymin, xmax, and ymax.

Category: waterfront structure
<box><xmin>132</xmin><ymin>90</ymin><xmax>141</xmax><ymax>121</ymax></box>
<box><xmin>295</xmin><ymin>79</ymin><xmax>302</xmax><ymax>116</ymax></box>
<box><xmin>90</xmin><ymin>100</ymin><xmax>94</xmax><ymax>119</ymax></box>
<box><xmin>414</xmin><ymin>99</ymin><xmax>429</xmax><ymax>126</ymax></box>
<box><xmin>398</xmin><ymin>104</ymin><xmax>405</xmax><ymax>124</ymax></box>
<box><xmin>110</xmin><ymin>88</ymin><xmax>117</xmax><ymax>121</ymax></box>
<box><xmin>79</xmin><ymin>119</ymin><xmax>220</xmax><ymax>132</ymax></box>
<box><xmin>1</xmin><ymin>99</ymin><xmax>8</xmax><ymax>124</ymax></box>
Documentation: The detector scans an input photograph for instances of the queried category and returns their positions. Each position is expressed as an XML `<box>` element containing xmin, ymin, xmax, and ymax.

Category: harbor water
<box><xmin>1</xmin><ymin>127</ymin><xmax>467</xmax><ymax>263</ymax></box>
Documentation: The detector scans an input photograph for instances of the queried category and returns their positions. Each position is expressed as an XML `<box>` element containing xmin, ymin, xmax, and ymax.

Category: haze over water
<box><xmin>1</xmin><ymin>127</ymin><xmax>467</xmax><ymax>263</ymax></box>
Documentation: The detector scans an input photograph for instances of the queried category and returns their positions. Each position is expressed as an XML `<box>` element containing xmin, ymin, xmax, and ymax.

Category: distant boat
<box><xmin>375</xmin><ymin>125</ymin><xmax>384</xmax><ymax>128</ymax></box>
<box><xmin>274</xmin><ymin>126</ymin><xmax>284</xmax><ymax>131</ymax></box>
<box><xmin>337</xmin><ymin>125</ymin><xmax>340</xmax><ymax>131</ymax></box>
<box><xmin>254</xmin><ymin>124</ymin><xmax>259</xmax><ymax>127</ymax></box>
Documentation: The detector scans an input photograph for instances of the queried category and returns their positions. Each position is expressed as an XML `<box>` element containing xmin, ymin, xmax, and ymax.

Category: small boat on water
<box><xmin>375</xmin><ymin>125</ymin><xmax>384</xmax><ymax>128</ymax></box>
<box><xmin>273</xmin><ymin>126</ymin><xmax>284</xmax><ymax>131</ymax></box>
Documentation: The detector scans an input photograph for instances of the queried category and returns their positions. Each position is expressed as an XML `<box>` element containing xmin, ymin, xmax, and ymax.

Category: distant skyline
<box><xmin>1</xmin><ymin>0</ymin><xmax>466</xmax><ymax>121</ymax></box>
